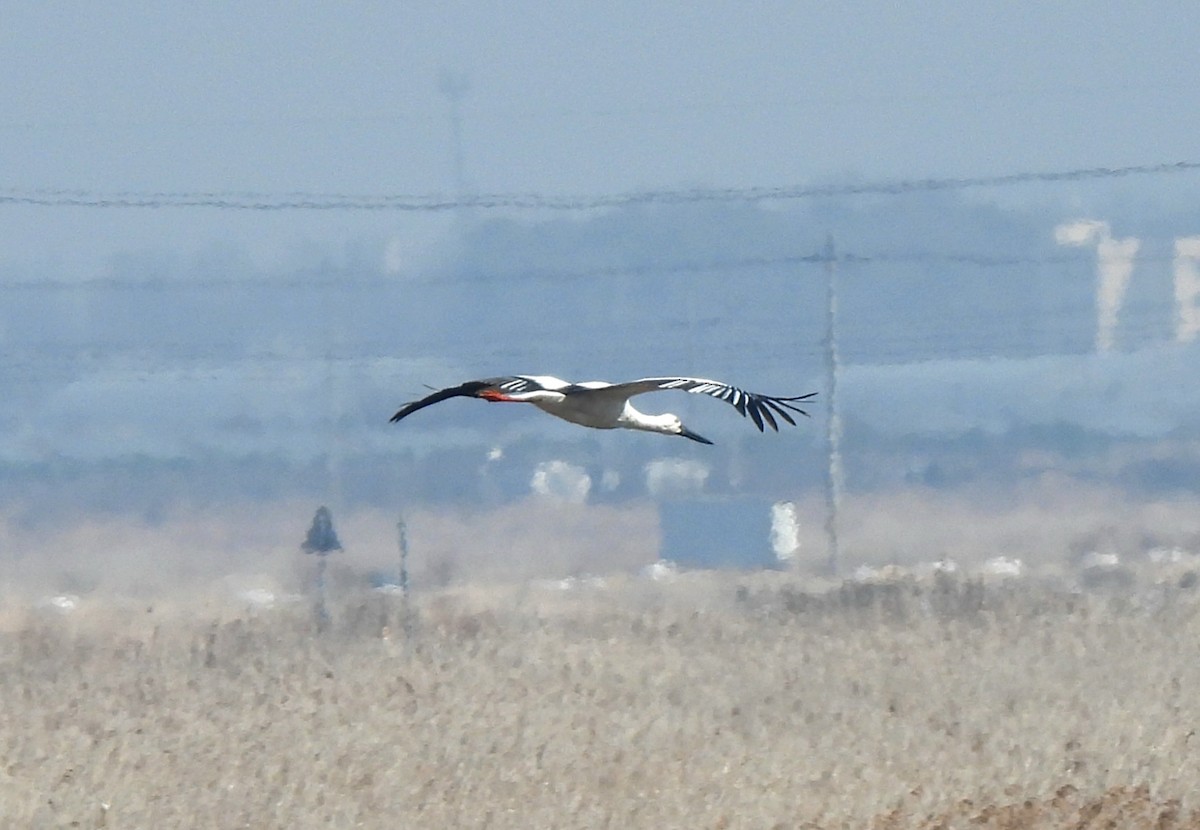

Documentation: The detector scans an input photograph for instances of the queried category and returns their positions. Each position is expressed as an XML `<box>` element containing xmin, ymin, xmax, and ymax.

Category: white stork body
<box><xmin>389</xmin><ymin>375</ymin><xmax>815</xmax><ymax>445</ymax></box>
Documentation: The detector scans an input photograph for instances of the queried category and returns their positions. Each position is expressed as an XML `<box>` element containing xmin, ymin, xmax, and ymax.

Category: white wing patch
<box><xmin>630</xmin><ymin>376</ymin><xmax>815</xmax><ymax>432</ymax></box>
<box><xmin>506</xmin><ymin>375</ymin><xmax>570</xmax><ymax>392</ymax></box>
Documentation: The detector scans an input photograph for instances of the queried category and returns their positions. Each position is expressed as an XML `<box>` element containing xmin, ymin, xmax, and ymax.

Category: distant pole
<box><xmin>396</xmin><ymin>517</ymin><xmax>410</xmax><ymax>597</ymax></box>
<box><xmin>320</xmin><ymin>262</ymin><xmax>345</xmax><ymax>515</ymax></box>
<box><xmin>315</xmin><ymin>555</ymin><xmax>329</xmax><ymax>629</ymax></box>
<box><xmin>438</xmin><ymin>70</ymin><xmax>471</xmax><ymax>204</ymax></box>
<box><xmin>822</xmin><ymin>235</ymin><xmax>844</xmax><ymax>575</ymax></box>
<box><xmin>396</xmin><ymin>516</ymin><xmax>416</xmax><ymax>639</ymax></box>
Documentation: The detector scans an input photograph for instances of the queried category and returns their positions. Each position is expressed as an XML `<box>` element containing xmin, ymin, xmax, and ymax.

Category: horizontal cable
<box><xmin>2</xmin><ymin>161</ymin><xmax>1198</xmax><ymax>212</ymax></box>
<box><xmin>0</xmin><ymin>246</ymin><xmax>1162</xmax><ymax>291</ymax></box>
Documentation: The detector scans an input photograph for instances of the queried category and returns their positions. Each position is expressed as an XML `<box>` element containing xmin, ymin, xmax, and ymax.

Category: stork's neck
<box><xmin>618</xmin><ymin>403</ymin><xmax>677</xmax><ymax>435</ymax></box>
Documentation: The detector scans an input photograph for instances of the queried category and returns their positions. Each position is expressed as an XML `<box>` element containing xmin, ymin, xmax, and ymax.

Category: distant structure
<box><xmin>1057</xmin><ymin>220</ymin><xmax>1200</xmax><ymax>348</ymax></box>
<box><xmin>438</xmin><ymin>69</ymin><xmax>471</xmax><ymax>202</ymax></box>
<box><xmin>302</xmin><ymin>505</ymin><xmax>343</xmax><ymax>555</ymax></box>
<box><xmin>1175</xmin><ymin>236</ymin><xmax>1200</xmax><ymax>343</ymax></box>
<box><xmin>1055</xmin><ymin>220</ymin><xmax>1140</xmax><ymax>353</ymax></box>
<box><xmin>658</xmin><ymin>497</ymin><xmax>782</xmax><ymax>570</ymax></box>
<box><xmin>770</xmin><ymin>500</ymin><xmax>801</xmax><ymax>567</ymax></box>
<box><xmin>302</xmin><ymin>505</ymin><xmax>343</xmax><ymax>628</ymax></box>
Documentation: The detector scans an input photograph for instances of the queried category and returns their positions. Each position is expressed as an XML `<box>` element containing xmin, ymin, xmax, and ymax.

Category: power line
<box><xmin>1</xmin><ymin>244</ymin><xmax>1173</xmax><ymax>291</ymax></box>
<box><xmin>2</xmin><ymin>160</ymin><xmax>1198</xmax><ymax>212</ymax></box>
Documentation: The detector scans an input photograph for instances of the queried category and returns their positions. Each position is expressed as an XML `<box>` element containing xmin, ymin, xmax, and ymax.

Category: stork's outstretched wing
<box><xmin>388</xmin><ymin>375</ymin><xmax>566</xmax><ymax>423</ymax></box>
<box><xmin>388</xmin><ymin>378</ymin><xmax>496</xmax><ymax>423</ymax></box>
<box><xmin>610</xmin><ymin>377</ymin><xmax>817</xmax><ymax>432</ymax></box>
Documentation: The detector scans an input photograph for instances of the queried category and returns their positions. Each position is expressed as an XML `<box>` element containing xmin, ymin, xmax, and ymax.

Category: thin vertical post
<box><xmin>822</xmin><ymin>235</ymin><xmax>844</xmax><ymax>575</ymax></box>
<box><xmin>314</xmin><ymin>553</ymin><xmax>330</xmax><ymax>631</ymax></box>
<box><xmin>302</xmin><ymin>505</ymin><xmax>341</xmax><ymax>631</ymax></box>
<box><xmin>396</xmin><ymin>517</ymin><xmax>410</xmax><ymax>597</ymax></box>
<box><xmin>438</xmin><ymin>70</ymin><xmax>471</xmax><ymax>206</ymax></box>
<box><xmin>395</xmin><ymin>516</ymin><xmax>418</xmax><ymax>639</ymax></box>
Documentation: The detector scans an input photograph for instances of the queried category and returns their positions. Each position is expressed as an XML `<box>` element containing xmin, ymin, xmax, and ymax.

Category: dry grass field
<box><xmin>4</xmin><ymin>565</ymin><xmax>1200</xmax><ymax>829</ymax></box>
<box><xmin>4</xmin><ymin>487</ymin><xmax>1200</xmax><ymax>828</ymax></box>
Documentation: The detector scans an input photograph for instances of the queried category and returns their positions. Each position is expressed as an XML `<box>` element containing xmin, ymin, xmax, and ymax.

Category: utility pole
<box><xmin>822</xmin><ymin>235</ymin><xmax>844</xmax><ymax>575</ymax></box>
<box><xmin>396</xmin><ymin>516</ymin><xmax>415</xmax><ymax>639</ymax></box>
<box><xmin>396</xmin><ymin>517</ymin><xmax>410</xmax><ymax>597</ymax></box>
<box><xmin>438</xmin><ymin>70</ymin><xmax>471</xmax><ymax>203</ymax></box>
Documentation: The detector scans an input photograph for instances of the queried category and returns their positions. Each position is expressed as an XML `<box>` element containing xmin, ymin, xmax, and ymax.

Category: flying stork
<box><xmin>389</xmin><ymin>375</ymin><xmax>816</xmax><ymax>445</ymax></box>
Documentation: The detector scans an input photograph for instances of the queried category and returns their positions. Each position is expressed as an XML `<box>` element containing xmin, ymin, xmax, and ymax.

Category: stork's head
<box><xmin>678</xmin><ymin>424</ymin><xmax>714</xmax><ymax>444</ymax></box>
<box><xmin>667</xmin><ymin>415</ymin><xmax>713</xmax><ymax>445</ymax></box>
<box><xmin>625</xmin><ymin>408</ymin><xmax>714</xmax><ymax>445</ymax></box>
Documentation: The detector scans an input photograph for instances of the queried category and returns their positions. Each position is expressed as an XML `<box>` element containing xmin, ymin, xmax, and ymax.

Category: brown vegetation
<box><xmin>3</xmin><ymin>570</ymin><xmax>1200</xmax><ymax>829</ymax></box>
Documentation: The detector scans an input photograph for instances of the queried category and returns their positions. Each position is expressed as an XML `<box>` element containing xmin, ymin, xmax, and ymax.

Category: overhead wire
<box><xmin>0</xmin><ymin>244</ymin><xmax>1180</xmax><ymax>292</ymax></box>
<box><xmin>1</xmin><ymin>160</ymin><xmax>1198</xmax><ymax>211</ymax></box>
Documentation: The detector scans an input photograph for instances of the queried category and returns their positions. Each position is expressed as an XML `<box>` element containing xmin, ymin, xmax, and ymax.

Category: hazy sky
<box><xmin>3</xmin><ymin>2</ymin><xmax>1199</xmax><ymax>273</ymax></box>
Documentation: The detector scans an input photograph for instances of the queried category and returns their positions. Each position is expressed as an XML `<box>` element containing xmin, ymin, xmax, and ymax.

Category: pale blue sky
<box><xmin>2</xmin><ymin>2</ymin><xmax>1198</xmax><ymax>272</ymax></box>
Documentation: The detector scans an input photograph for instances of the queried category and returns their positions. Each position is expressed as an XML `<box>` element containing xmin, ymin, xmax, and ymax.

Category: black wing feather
<box><xmin>759</xmin><ymin>403</ymin><xmax>779</xmax><ymax>432</ymax></box>
<box><xmin>746</xmin><ymin>399</ymin><xmax>766</xmax><ymax>431</ymax></box>
<box><xmin>389</xmin><ymin>379</ymin><xmax>493</xmax><ymax>423</ymax></box>
<box><xmin>765</xmin><ymin>400</ymin><xmax>797</xmax><ymax>427</ymax></box>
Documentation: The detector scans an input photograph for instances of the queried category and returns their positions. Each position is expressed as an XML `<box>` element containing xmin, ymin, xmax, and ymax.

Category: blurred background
<box><xmin>3</xmin><ymin>4</ymin><xmax>1200</xmax><ymax>592</ymax></box>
